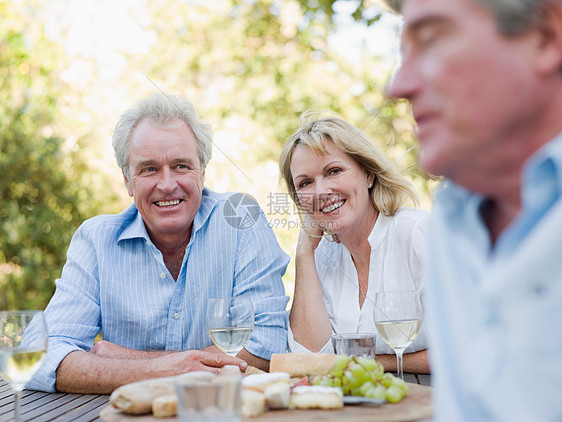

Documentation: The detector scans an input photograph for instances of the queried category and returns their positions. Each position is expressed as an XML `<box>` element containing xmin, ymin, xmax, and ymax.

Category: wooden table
<box><xmin>0</xmin><ymin>379</ymin><xmax>108</xmax><ymax>421</ymax></box>
<box><xmin>0</xmin><ymin>375</ymin><xmax>431</xmax><ymax>422</ymax></box>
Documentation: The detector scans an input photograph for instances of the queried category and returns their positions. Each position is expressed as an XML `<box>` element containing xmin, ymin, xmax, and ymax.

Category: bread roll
<box><xmin>241</xmin><ymin>372</ymin><xmax>290</xmax><ymax>393</ymax></box>
<box><xmin>264</xmin><ymin>381</ymin><xmax>290</xmax><ymax>409</ymax></box>
<box><xmin>245</xmin><ymin>365</ymin><xmax>266</xmax><ymax>375</ymax></box>
<box><xmin>289</xmin><ymin>386</ymin><xmax>344</xmax><ymax>410</ymax></box>
<box><xmin>110</xmin><ymin>371</ymin><xmax>215</xmax><ymax>415</ymax></box>
<box><xmin>269</xmin><ymin>353</ymin><xmax>337</xmax><ymax>377</ymax></box>
<box><xmin>221</xmin><ymin>365</ymin><xmax>242</xmax><ymax>376</ymax></box>
<box><xmin>152</xmin><ymin>394</ymin><xmax>176</xmax><ymax>418</ymax></box>
<box><xmin>241</xmin><ymin>389</ymin><xmax>266</xmax><ymax>417</ymax></box>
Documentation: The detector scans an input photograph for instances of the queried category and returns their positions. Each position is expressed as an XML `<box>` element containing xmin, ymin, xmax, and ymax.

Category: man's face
<box><xmin>123</xmin><ymin>119</ymin><xmax>204</xmax><ymax>245</ymax></box>
<box><xmin>388</xmin><ymin>0</ymin><xmax>543</xmax><ymax>185</ymax></box>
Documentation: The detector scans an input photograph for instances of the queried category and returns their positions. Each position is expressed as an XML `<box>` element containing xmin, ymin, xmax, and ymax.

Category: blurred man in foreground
<box><xmin>27</xmin><ymin>93</ymin><xmax>289</xmax><ymax>394</ymax></box>
<box><xmin>387</xmin><ymin>0</ymin><xmax>562</xmax><ymax>420</ymax></box>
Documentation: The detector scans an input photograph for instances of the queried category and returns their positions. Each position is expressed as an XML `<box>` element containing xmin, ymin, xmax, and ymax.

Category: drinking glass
<box><xmin>331</xmin><ymin>333</ymin><xmax>376</xmax><ymax>358</ymax></box>
<box><xmin>0</xmin><ymin>311</ymin><xmax>48</xmax><ymax>421</ymax></box>
<box><xmin>207</xmin><ymin>297</ymin><xmax>254</xmax><ymax>357</ymax></box>
<box><xmin>175</xmin><ymin>376</ymin><xmax>242</xmax><ymax>422</ymax></box>
<box><xmin>373</xmin><ymin>291</ymin><xmax>422</xmax><ymax>379</ymax></box>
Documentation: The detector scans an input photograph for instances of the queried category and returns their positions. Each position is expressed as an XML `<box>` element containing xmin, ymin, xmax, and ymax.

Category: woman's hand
<box><xmin>297</xmin><ymin>213</ymin><xmax>324</xmax><ymax>252</ymax></box>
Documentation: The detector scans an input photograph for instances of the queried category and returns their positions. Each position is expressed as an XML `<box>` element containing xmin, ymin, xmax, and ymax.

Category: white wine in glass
<box><xmin>0</xmin><ymin>310</ymin><xmax>48</xmax><ymax>422</ymax></box>
<box><xmin>207</xmin><ymin>297</ymin><xmax>254</xmax><ymax>356</ymax></box>
<box><xmin>374</xmin><ymin>290</ymin><xmax>422</xmax><ymax>380</ymax></box>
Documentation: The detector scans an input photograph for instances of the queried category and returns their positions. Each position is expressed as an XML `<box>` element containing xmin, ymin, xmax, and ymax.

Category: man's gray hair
<box><xmin>112</xmin><ymin>93</ymin><xmax>213</xmax><ymax>177</ymax></box>
<box><xmin>387</xmin><ymin>0</ymin><xmax>558</xmax><ymax>35</ymax></box>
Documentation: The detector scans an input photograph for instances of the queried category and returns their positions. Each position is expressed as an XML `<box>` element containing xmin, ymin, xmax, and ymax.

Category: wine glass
<box><xmin>373</xmin><ymin>290</ymin><xmax>422</xmax><ymax>380</ymax></box>
<box><xmin>0</xmin><ymin>310</ymin><xmax>48</xmax><ymax>421</ymax></box>
<box><xmin>207</xmin><ymin>297</ymin><xmax>254</xmax><ymax>357</ymax></box>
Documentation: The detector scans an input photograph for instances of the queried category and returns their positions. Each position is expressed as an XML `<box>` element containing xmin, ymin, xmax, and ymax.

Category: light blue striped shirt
<box><xmin>427</xmin><ymin>132</ymin><xmax>562</xmax><ymax>421</ymax></box>
<box><xmin>27</xmin><ymin>188</ymin><xmax>290</xmax><ymax>392</ymax></box>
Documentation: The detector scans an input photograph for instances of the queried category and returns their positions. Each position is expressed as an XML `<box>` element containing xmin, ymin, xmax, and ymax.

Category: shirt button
<box><xmin>160</xmin><ymin>273</ymin><xmax>166</xmax><ymax>279</ymax></box>
<box><xmin>174</xmin><ymin>313</ymin><xmax>180</xmax><ymax>319</ymax></box>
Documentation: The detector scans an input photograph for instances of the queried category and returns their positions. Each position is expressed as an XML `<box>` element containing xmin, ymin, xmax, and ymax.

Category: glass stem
<box><xmin>14</xmin><ymin>389</ymin><xmax>22</xmax><ymax>422</ymax></box>
<box><xmin>395</xmin><ymin>349</ymin><xmax>405</xmax><ymax>380</ymax></box>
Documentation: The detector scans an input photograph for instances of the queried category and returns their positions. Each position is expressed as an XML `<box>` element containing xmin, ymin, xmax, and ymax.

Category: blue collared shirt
<box><xmin>27</xmin><ymin>188</ymin><xmax>290</xmax><ymax>392</ymax></box>
<box><xmin>427</xmin><ymin>132</ymin><xmax>562</xmax><ymax>421</ymax></box>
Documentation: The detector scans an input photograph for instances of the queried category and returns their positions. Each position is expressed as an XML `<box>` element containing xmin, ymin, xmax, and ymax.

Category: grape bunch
<box><xmin>311</xmin><ymin>355</ymin><xmax>408</xmax><ymax>403</ymax></box>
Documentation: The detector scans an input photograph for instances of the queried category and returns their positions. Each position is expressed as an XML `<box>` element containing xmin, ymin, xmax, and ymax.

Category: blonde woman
<box><xmin>279</xmin><ymin>114</ymin><xmax>430</xmax><ymax>374</ymax></box>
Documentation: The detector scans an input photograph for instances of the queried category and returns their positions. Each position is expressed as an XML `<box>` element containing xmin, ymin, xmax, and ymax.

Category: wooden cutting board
<box><xmin>100</xmin><ymin>383</ymin><xmax>432</xmax><ymax>422</ymax></box>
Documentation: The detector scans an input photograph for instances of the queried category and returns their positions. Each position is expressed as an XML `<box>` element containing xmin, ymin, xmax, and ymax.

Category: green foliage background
<box><xmin>0</xmin><ymin>0</ymin><xmax>430</xmax><ymax>310</ymax></box>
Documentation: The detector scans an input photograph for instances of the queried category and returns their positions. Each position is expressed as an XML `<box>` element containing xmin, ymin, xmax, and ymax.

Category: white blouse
<box><xmin>288</xmin><ymin>207</ymin><xmax>430</xmax><ymax>355</ymax></box>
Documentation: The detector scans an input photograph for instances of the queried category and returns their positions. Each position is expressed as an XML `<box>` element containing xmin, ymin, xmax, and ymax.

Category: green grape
<box><xmin>382</xmin><ymin>372</ymin><xmax>394</xmax><ymax>387</ymax></box>
<box><xmin>350</xmin><ymin>364</ymin><xmax>371</xmax><ymax>386</ymax></box>
<box><xmin>332</xmin><ymin>377</ymin><xmax>342</xmax><ymax>387</ymax></box>
<box><xmin>331</xmin><ymin>368</ymin><xmax>344</xmax><ymax>378</ymax></box>
<box><xmin>391</xmin><ymin>376</ymin><xmax>408</xmax><ymax>394</ymax></box>
<box><xmin>350</xmin><ymin>386</ymin><xmax>364</xmax><ymax>397</ymax></box>
<box><xmin>332</xmin><ymin>354</ymin><xmax>350</xmax><ymax>371</ymax></box>
<box><xmin>357</xmin><ymin>357</ymin><xmax>377</xmax><ymax>371</ymax></box>
<box><xmin>370</xmin><ymin>362</ymin><xmax>384</xmax><ymax>380</ymax></box>
<box><xmin>365</xmin><ymin>385</ymin><xmax>387</xmax><ymax>400</ymax></box>
<box><xmin>359</xmin><ymin>381</ymin><xmax>375</xmax><ymax>396</ymax></box>
<box><xmin>345</xmin><ymin>370</ymin><xmax>363</xmax><ymax>389</ymax></box>
<box><xmin>311</xmin><ymin>375</ymin><xmax>323</xmax><ymax>386</ymax></box>
<box><xmin>319</xmin><ymin>376</ymin><xmax>334</xmax><ymax>387</ymax></box>
<box><xmin>386</xmin><ymin>385</ymin><xmax>404</xmax><ymax>403</ymax></box>
<box><xmin>350</xmin><ymin>363</ymin><xmax>366</xmax><ymax>379</ymax></box>
<box><xmin>356</xmin><ymin>357</ymin><xmax>384</xmax><ymax>383</ymax></box>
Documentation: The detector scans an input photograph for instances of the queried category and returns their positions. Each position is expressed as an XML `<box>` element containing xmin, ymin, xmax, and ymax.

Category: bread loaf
<box><xmin>241</xmin><ymin>389</ymin><xmax>266</xmax><ymax>417</ymax></box>
<box><xmin>151</xmin><ymin>394</ymin><xmax>177</xmax><ymax>418</ymax></box>
<box><xmin>110</xmin><ymin>371</ymin><xmax>215</xmax><ymax>415</ymax></box>
<box><xmin>241</xmin><ymin>372</ymin><xmax>290</xmax><ymax>393</ymax></box>
<box><xmin>269</xmin><ymin>353</ymin><xmax>337</xmax><ymax>377</ymax></box>
<box><xmin>245</xmin><ymin>365</ymin><xmax>266</xmax><ymax>375</ymax></box>
<box><xmin>264</xmin><ymin>381</ymin><xmax>290</xmax><ymax>409</ymax></box>
<box><xmin>289</xmin><ymin>386</ymin><xmax>344</xmax><ymax>410</ymax></box>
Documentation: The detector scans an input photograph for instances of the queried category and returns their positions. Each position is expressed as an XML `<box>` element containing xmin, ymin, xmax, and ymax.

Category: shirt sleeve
<box><xmin>287</xmin><ymin>324</ymin><xmax>334</xmax><ymax>353</ymax></box>
<box><xmin>27</xmin><ymin>223</ymin><xmax>102</xmax><ymax>392</ymax></box>
<box><xmin>232</xmin><ymin>209</ymin><xmax>290</xmax><ymax>360</ymax></box>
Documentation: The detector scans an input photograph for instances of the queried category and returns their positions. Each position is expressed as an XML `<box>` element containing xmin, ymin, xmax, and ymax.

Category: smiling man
<box><xmin>386</xmin><ymin>0</ymin><xmax>562</xmax><ymax>420</ymax></box>
<box><xmin>26</xmin><ymin>93</ymin><xmax>290</xmax><ymax>394</ymax></box>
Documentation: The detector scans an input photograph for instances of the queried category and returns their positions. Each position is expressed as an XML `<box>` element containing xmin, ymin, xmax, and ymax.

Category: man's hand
<box><xmin>149</xmin><ymin>349</ymin><xmax>248</xmax><ymax>375</ymax></box>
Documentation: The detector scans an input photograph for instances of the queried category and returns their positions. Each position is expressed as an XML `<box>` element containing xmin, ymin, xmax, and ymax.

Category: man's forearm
<box><xmin>55</xmin><ymin>348</ymin><xmax>248</xmax><ymax>394</ymax></box>
<box><xmin>89</xmin><ymin>340</ymin><xmax>174</xmax><ymax>360</ymax></box>
<box><xmin>237</xmin><ymin>348</ymin><xmax>269</xmax><ymax>372</ymax></box>
<box><xmin>375</xmin><ymin>349</ymin><xmax>430</xmax><ymax>374</ymax></box>
<box><xmin>55</xmin><ymin>350</ymin><xmax>161</xmax><ymax>394</ymax></box>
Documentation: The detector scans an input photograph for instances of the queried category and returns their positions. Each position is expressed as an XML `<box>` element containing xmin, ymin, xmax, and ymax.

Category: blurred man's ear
<box><xmin>533</xmin><ymin>3</ymin><xmax>562</xmax><ymax>75</ymax></box>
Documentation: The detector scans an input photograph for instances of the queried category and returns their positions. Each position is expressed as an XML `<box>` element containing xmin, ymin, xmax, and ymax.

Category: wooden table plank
<box><xmin>57</xmin><ymin>395</ymin><xmax>110</xmax><ymax>422</ymax></box>
<box><xmin>22</xmin><ymin>394</ymin><xmax>98</xmax><ymax>421</ymax></box>
<box><xmin>416</xmin><ymin>374</ymin><xmax>431</xmax><ymax>386</ymax></box>
<box><xmin>0</xmin><ymin>383</ymin><xmax>13</xmax><ymax>394</ymax></box>
<box><xmin>1</xmin><ymin>392</ymin><xmax>72</xmax><ymax>421</ymax></box>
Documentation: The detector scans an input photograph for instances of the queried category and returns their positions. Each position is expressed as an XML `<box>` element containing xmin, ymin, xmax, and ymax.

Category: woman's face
<box><xmin>290</xmin><ymin>140</ymin><xmax>375</xmax><ymax>237</ymax></box>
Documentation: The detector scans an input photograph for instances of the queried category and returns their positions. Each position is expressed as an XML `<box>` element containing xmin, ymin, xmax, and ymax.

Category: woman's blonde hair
<box><xmin>279</xmin><ymin>112</ymin><xmax>418</xmax><ymax>216</ymax></box>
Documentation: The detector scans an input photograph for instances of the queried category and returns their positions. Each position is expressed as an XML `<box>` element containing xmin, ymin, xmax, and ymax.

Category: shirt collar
<box><xmin>521</xmin><ymin>131</ymin><xmax>562</xmax><ymax>200</ymax></box>
<box><xmin>435</xmin><ymin>131</ymin><xmax>562</xmax><ymax>253</ymax></box>
<box><xmin>117</xmin><ymin>187</ymin><xmax>218</xmax><ymax>244</ymax></box>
